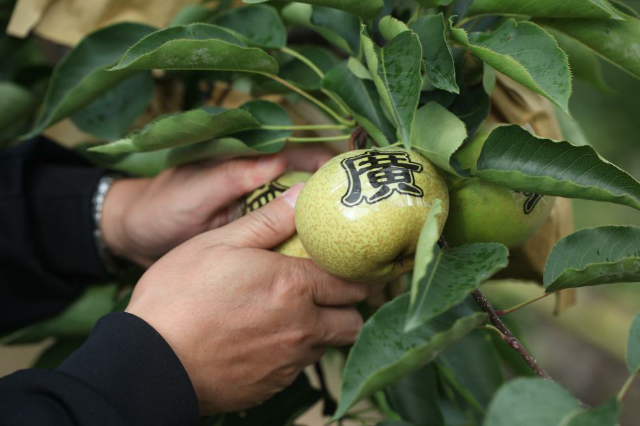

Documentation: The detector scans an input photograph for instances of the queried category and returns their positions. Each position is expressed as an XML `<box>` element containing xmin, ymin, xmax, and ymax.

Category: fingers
<box><xmin>316</xmin><ymin>307</ymin><xmax>364</xmax><ymax>347</ymax></box>
<box><xmin>283</xmin><ymin>145</ymin><xmax>336</xmax><ymax>172</ymax></box>
<box><xmin>192</xmin><ymin>154</ymin><xmax>287</xmax><ymax>213</ymax></box>
<box><xmin>285</xmin><ymin>259</ymin><xmax>373</xmax><ymax>306</ymax></box>
<box><xmin>217</xmin><ymin>184</ymin><xmax>303</xmax><ymax>249</ymax></box>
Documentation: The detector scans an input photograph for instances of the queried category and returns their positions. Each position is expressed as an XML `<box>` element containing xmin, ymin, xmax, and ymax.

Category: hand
<box><xmin>125</xmin><ymin>184</ymin><xmax>371</xmax><ymax>414</ymax></box>
<box><xmin>101</xmin><ymin>145</ymin><xmax>334</xmax><ymax>267</ymax></box>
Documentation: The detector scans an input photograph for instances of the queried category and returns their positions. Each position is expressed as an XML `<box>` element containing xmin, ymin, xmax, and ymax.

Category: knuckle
<box><xmin>251</xmin><ymin>208</ymin><xmax>285</xmax><ymax>238</ymax></box>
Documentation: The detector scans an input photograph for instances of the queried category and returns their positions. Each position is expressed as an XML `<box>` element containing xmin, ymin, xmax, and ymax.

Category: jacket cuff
<box><xmin>30</xmin><ymin>162</ymin><xmax>107</xmax><ymax>279</ymax></box>
<box><xmin>58</xmin><ymin>312</ymin><xmax>200</xmax><ymax>426</ymax></box>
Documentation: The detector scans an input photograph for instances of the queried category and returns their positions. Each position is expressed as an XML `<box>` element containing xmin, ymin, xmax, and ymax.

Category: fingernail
<box><xmin>257</xmin><ymin>155</ymin><xmax>281</xmax><ymax>171</ymax></box>
<box><xmin>279</xmin><ymin>183</ymin><xmax>304</xmax><ymax>208</ymax></box>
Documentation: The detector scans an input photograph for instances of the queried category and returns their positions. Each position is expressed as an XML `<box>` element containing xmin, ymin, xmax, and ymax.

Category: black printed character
<box><xmin>515</xmin><ymin>191</ymin><xmax>544</xmax><ymax>214</ymax></box>
<box><xmin>340</xmin><ymin>151</ymin><xmax>424</xmax><ymax>207</ymax></box>
<box><xmin>242</xmin><ymin>181</ymin><xmax>289</xmax><ymax>214</ymax></box>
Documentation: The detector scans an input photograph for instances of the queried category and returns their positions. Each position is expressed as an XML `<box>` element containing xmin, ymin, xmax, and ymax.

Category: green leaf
<box><xmin>170</xmin><ymin>4</ymin><xmax>217</xmax><ymax>26</ymax></box>
<box><xmin>546</xmin><ymin>27</ymin><xmax>611</xmax><ymax>93</ymax></box>
<box><xmin>564</xmin><ymin>399</ymin><xmax>620</xmax><ymax>426</ymax></box>
<box><xmin>385</xmin><ymin>365</ymin><xmax>444</xmax><ymax>426</ymax></box>
<box><xmin>379</xmin><ymin>16</ymin><xmax>410</xmax><ymax>41</ymax></box>
<box><xmin>438</xmin><ymin>331</ymin><xmax>504</xmax><ymax>410</ymax></box>
<box><xmin>411</xmin><ymin>102</ymin><xmax>467</xmax><ymax>176</ymax></box>
<box><xmin>415</xmin><ymin>0</ymin><xmax>454</xmax><ymax>7</ymax></box>
<box><xmin>0</xmin><ymin>285</ymin><xmax>118</xmax><ymax>345</ymax></box>
<box><xmin>410</xmin><ymin>14</ymin><xmax>459</xmax><ymax>94</ymax></box>
<box><xmin>543</xmin><ymin>226</ymin><xmax>640</xmax><ymax>292</ymax></box>
<box><xmin>333</xmin><ymin>296</ymin><xmax>487</xmax><ymax>420</ymax></box>
<box><xmin>221</xmin><ymin>372</ymin><xmax>322</xmax><ymax>425</ymax></box>
<box><xmin>71</xmin><ymin>71</ymin><xmax>154</xmax><ymax>141</ymax></box>
<box><xmin>475</xmin><ymin>125</ymin><xmax>640</xmax><ymax>211</ymax></box>
<box><xmin>90</xmin><ymin>108</ymin><xmax>260</xmax><ymax>154</ymax></box>
<box><xmin>322</xmin><ymin>60</ymin><xmax>396</xmax><ymax>145</ymax></box>
<box><xmin>407</xmin><ymin>199</ymin><xmax>444</xmax><ymax>320</ymax></box>
<box><xmin>467</xmin><ymin>0</ymin><xmax>623</xmax><ymax>19</ymax></box>
<box><xmin>110</xmin><ymin>23</ymin><xmax>278</xmax><ymax>74</ymax></box>
<box><xmin>406</xmin><ymin>243</ymin><xmax>509</xmax><ymax>332</ymax></box>
<box><xmin>536</xmin><ymin>18</ymin><xmax>640</xmax><ymax>80</ymax></box>
<box><xmin>281</xmin><ymin>4</ymin><xmax>360</xmax><ymax>55</ymax></box>
<box><xmin>0</xmin><ymin>82</ymin><xmax>35</xmax><ymax>137</ymax></box>
<box><xmin>213</xmin><ymin>5</ymin><xmax>286</xmax><ymax>49</ymax></box>
<box><xmin>24</xmin><ymin>23</ymin><xmax>155</xmax><ymax>139</ymax></box>
<box><xmin>33</xmin><ymin>339</ymin><xmax>86</xmax><ymax>370</ymax></box>
<box><xmin>362</xmin><ymin>29</ymin><xmax>423</xmax><ymax>149</ymax></box>
<box><xmin>553</xmin><ymin>105</ymin><xmax>590</xmax><ymax>147</ymax></box>
<box><xmin>450</xmin><ymin>19</ymin><xmax>572</xmax><ymax>112</ymax></box>
<box><xmin>627</xmin><ymin>312</ymin><xmax>640</xmax><ymax>374</ymax></box>
<box><xmin>448</xmin><ymin>80</ymin><xmax>491</xmax><ymax>139</ymax></box>
<box><xmin>244</xmin><ymin>0</ymin><xmax>384</xmax><ymax>20</ymax></box>
<box><xmin>609</xmin><ymin>0</ymin><xmax>640</xmax><ymax>18</ymax></box>
<box><xmin>82</xmin><ymin>101</ymin><xmax>290</xmax><ymax>175</ymax></box>
<box><xmin>484</xmin><ymin>378</ymin><xmax>581</xmax><ymax>426</ymax></box>
<box><xmin>167</xmin><ymin>99</ymin><xmax>292</xmax><ymax>166</ymax></box>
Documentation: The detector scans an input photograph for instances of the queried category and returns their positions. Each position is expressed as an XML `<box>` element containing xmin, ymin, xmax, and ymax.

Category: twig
<box><xmin>617</xmin><ymin>368</ymin><xmax>639</xmax><ymax>402</ymax></box>
<box><xmin>494</xmin><ymin>292</ymin><xmax>554</xmax><ymax>316</ymax></box>
<box><xmin>437</xmin><ymin>236</ymin><xmax>550</xmax><ymax>379</ymax></box>
<box><xmin>471</xmin><ymin>289</ymin><xmax>551</xmax><ymax>379</ymax></box>
<box><xmin>349</xmin><ymin>126</ymin><xmax>368</xmax><ymax>151</ymax></box>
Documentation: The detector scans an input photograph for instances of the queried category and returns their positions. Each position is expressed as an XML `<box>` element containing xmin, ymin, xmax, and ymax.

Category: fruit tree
<box><xmin>1</xmin><ymin>0</ymin><xmax>640</xmax><ymax>425</ymax></box>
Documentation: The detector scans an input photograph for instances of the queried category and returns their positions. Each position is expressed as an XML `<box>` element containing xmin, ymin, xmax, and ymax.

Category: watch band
<box><xmin>92</xmin><ymin>174</ymin><xmax>122</xmax><ymax>276</ymax></box>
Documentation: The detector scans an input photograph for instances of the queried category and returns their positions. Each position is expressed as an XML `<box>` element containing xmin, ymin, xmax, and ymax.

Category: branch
<box><xmin>471</xmin><ymin>289</ymin><xmax>551</xmax><ymax>379</ymax></box>
<box><xmin>437</xmin><ymin>236</ymin><xmax>550</xmax><ymax>379</ymax></box>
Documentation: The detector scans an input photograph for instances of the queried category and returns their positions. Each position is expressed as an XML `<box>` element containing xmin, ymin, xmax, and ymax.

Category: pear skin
<box><xmin>295</xmin><ymin>148</ymin><xmax>449</xmax><ymax>283</ymax></box>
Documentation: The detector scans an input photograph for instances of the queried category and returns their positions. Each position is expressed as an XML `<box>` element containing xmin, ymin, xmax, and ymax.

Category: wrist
<box><xmin>101</xmin><ymin>178</ymin><xmax>149</xmax><ymax>265</ymax></box>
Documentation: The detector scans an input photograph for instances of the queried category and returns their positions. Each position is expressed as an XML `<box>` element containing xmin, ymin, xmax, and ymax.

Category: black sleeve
<box><xmin>0</xmin><ymin>137</ymin><xmax>110</xmax><ymax>333</ymax></box>
<box><xmin>0</xmin><ymin>312</ymin><xmax>200</xmax><ymax>426</ymax></box>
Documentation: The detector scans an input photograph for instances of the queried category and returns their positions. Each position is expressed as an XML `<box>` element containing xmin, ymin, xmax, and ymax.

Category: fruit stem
<box><xmin>280</xmin><ymin>134</ymin><xmax>352</xmax><ymax>143</ymax></box>
<box><xmin>617</xmin><ymin>367</ymin><xmax>639</xmax><ymax>402</ymax></box>
<box><xmin>472</xmin><ymin>289</ymin><xmax>551</xmax><ymax>379</ymax></box>
<box><xmin>373</xmin><ymin>391</ymin><xmax>401</xmax><ymax>421</ymax></box>
<box><xmin>494</xmin><ymin>292</ymin><xmax>555</xmax><ymax>316</ymax></box>
<box><xmin>260</xmin><ymin>124</ymin><xmax>352</xmax><ymax>131</ymax></box>
<box><xmin>260</xmin><ymin>73</ymin><xmax>355</xmax><ymax>126</ymax></box>
<box><xmin>281</xmin><ymin>47</ymin><xmax>326</xmax><ymax>79</ymax></box>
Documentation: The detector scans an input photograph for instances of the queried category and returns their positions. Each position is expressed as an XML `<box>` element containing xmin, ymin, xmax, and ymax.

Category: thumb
<box><xmin>218</xmin><ymin>183</ymin><xmax>304</xmax><ymax>249</ymax></box>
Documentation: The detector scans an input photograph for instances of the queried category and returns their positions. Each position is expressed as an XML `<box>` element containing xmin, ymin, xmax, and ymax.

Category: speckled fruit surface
<box><xmin>243</xmin><ymin>171</ymin><xmax>312</xmax><ymax>259</ymax></box>
<box><xmin>444</xmin><ymin>177</ymin><xmax>555</xmax><ymax>248</ymax></box>
<box><xmin>295</xmin><ymin>148</ymin><xmax>449</xmax><ymax>283</ymax></box>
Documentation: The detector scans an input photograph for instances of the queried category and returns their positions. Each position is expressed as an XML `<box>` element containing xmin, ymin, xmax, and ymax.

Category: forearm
<box><xmin>0</xmin><ymin>313</ymin><xmax>199</xmax><ymax>425</ymax></box>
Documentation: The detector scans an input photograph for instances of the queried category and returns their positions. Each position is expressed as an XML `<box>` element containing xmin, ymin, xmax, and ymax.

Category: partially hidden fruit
<box><xmin>243</xmin><ymin>171</ymin><xmax>312</xmax><ymax>258</ymax></box>
<box><xmin>445</xmin><ymin>124</ymin><xmax>555</xmax><ymax>248</ymax></box>
<box><xmin>295</xmin><ymin>148</ymin><xmax>449</xmax><ymax>283</ymax></box>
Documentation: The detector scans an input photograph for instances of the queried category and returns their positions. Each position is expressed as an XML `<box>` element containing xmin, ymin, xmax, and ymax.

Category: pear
<box><xmin>295</xmin><ymin>148</ymin><xmax>449</xmax><ymax>283</ymax></box>
<box><xmin>444</xmin><ymin>124</ymin><xmax>555</xmax><ymax>248</ymax></box>
<box><xmin>243</xmin><ymin>171</ymin><xmax>312</xmax><ymax>258</ymax></box>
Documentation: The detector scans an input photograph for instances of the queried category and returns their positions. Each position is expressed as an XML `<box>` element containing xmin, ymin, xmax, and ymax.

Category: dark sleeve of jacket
<box><xmin>0</xmin><ymin>137</ymin><xmax>109</xmax><ymax>333</ymax></box>
<box><xmin>0</xmin><ymin>312</ymin><xmax>200</xmax><ymax>426</ymax></box>
<box><xmin>0</xmin><ymin>139</ymin><xmax>200</xmax><ymax>425</ymax></box>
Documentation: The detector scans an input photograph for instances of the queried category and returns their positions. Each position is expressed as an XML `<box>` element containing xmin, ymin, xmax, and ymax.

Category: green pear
<box><xmin>295</xmin><ymin>148</ymin><xmax>449</xmax><ymax>283</ymax></box>
<box><xmin>243</xmin><ymin>171</ymin><xmax>312</xmax><ymax>258</ymax></box>
<box><xmin>445</xmin><ymin>124</ymin><xmax>555</xmax><ymax>248</ymax></box>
